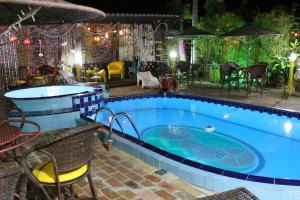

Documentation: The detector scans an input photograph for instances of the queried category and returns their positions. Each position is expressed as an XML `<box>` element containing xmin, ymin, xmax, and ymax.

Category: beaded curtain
<box><xmin>0</xmin><ymin>28</ymin><xmax>18</xmax><ymax>90</ymax></box>
<box><xmin>119</xmin><ymin>24</ymin><xmax>155</xmax><ymax>62</ymax></box>
<box><xmin>81</xmin><ymin>23</ymin><xmax>116</xmax><ymax>66</ymax></box>
<box><xmin>30</xmin><ymin>24</ymin><xmax>76</xmax><ymax>68</ymax></box>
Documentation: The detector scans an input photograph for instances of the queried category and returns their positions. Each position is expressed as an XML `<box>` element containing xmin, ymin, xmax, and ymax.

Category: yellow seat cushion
<box><xmin>32</xmin><ymin>161</ymin><xmax>88</xmax><ymax>184</ymax></box>
<box><xmin>17</xmin><ymin>80</ymin><xmax>26</xmax><ymax>84</ymax></box>
<box><xmin>33</xmin><ymin>76</ymin><xmax>44</xmax><ymax>80</ymax></box>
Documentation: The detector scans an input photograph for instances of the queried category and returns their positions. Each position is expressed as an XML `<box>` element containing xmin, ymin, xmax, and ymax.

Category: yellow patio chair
<box><xmin>97</xmin><ymin>69</ymin><xmax>107</xmax><ymax>83</ymax></box>
<box><xmin>85</xmin><ymin>69</ymin><xmax>95</xmax><ymax>82</ymax></box>
<box><xmin>107</xmin><ymin>61</ymin><xmax>125</xmax><ymax>79</ymax></box>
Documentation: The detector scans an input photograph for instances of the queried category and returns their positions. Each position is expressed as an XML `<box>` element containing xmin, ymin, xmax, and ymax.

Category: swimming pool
<box><xmin>89</xmin><ymin>94</ymin><xmax>300</xmax><ymax>199</ymax></box>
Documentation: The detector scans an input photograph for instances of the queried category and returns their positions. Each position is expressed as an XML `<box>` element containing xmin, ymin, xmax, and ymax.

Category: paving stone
<box><xmin>111</xmin><ymin>155</ymin><xmax>122</xmax><ymax>161</ymax></box>
<box><xmin>111</xmin><ymin>172</ymin><xmax>128</xmax><ymax>181</ymax></box>
<box><xmin>137</xmin><ymin>191</ymin><xmax>162</xmax><ymax>200</ymax></box>
<box><xmin>106</xmin><ymin>178</ymin><xmax>123</xmax><ymax>187</ymax></box>
<box><xmin>106</xmin><ymin>159</ymin><xmax>118</xmax><ymax>166</ymax></box>
<box><xmin>101</xmin><ymin>188</ymin><xmax>120</xmax><ymax>199</ymax></box>
<box><xmin>140</xmin><ymin>180</ymin><xmax>154</xmax><ymax>187</ymax></box>
<box><xmin>115</xmin><ymin>197</ymin><xmax>126</xmax><ymax>200</ymax></box>
<box><xmin>120</xmin><ymin>160</ymin><xmax>134</xmax><ymax>168</ymax></box>
<box><xmin>102</xmin><ymin>166</ymin><xmax>116</xmax><ymax>174</ymax></box>
<box><xmin>124</xmin><ymin>180</ymin><xmax>140</xmax><ymax>189</ymax></box>
<box><xmin>94</xmin><ymin>178</ymin><xmax>106</xmax><ymax>190</ymax></box>
<box><xmin>155</xmin><ymin>190</ymin><xmax>177</xmax><ymax>200</ymax></box>
<box><xmin>127</xmin><ymin>172</ymin><xmax>143</xmax><ymax>182</ymax></box>
<box><xmin>145</xmin><ymin>174</ymin><xmax>161</xmax><ymax>183</ymax></box>
<box><xmin>174</xmin><ymin>190</ymin><xmax>196</xmax><ymax>200</ymax></box>
<box><xmin>98</xmin><ymin>196</ymin><xmax>109</xmax><ymax>200</ymax></box>
<box><xmin>159</xmin><ymin>181</ymin><xmax>177</xmax><ymax>193</ymax></box>
<box><xmin>119</xmin><ymin>190</ymin><xmax>137</xmax><ymax>199</ymax></box>
<box><xmin>116</xmin><ymin>165</ymin><xmax>131</xmax><ymax>174</ymax></box>
<box><xmin>96</xmin><ymin>171</ymin><xmax>112</xmax><ymax>180</ymax></box>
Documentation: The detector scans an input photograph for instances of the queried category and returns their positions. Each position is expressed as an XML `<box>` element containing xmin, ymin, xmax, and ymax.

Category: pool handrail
<box><xmin>94</xmin><ymin>107</ymin><xmax>124</xmax><ymax>133</ymax></box>
<box><xmin>110</xmin><ymin>112</ymin><xmax>141</xmax><ymax>143</ymax></box>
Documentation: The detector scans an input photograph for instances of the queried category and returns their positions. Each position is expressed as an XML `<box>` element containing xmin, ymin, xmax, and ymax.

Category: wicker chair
<box><xmin>220</xmin><ymin>62</ymin><xmax>242</xmax><ymax>94</ymax></box>
<box><xmin>0</xmin><ymin>98</ymin><xmax>40</xmax><ymax>156</ymax></box>
<box><xmin>197</xmin><ymin>187</ymin><xmax>259</xmax><ymax>200</ymax></box>
<box><xmin>21</xmin><ymin>123</ymin><xmax>101</xmax><ymax>200</ymax></box>
<box><xmin>247</xmin><ymin>62</ymin><xmax>268</xmax><ymax>96</ymax></box>
<box><xmin>0</xmin><ymin>166</ymin><xmax>27</xmax><ymax>200</ymax></box>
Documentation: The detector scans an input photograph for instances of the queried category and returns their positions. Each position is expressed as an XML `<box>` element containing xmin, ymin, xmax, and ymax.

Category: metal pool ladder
<box><xmin>95</xmin><ymin>107</ymin><xmax>141</xmax><ymax>150</ymax></box>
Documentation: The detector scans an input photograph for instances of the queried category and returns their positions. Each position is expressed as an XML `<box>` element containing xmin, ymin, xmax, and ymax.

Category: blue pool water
<box><xmin>94</xmin><ymin>97</ymin><xmax>300</xmax><ymax>180</ymax></box>
<box><xmin>5</xmin><ymin>86</ymin><xmax>94</xmax><ymax>98</ymax></box>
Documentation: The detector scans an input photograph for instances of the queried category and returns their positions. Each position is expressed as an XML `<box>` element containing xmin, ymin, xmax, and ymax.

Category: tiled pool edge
<box><xmin>109</xmin><ymin>132</ymin><xmax>300</xmax><ymax>200</ymax></box>
<box><xmin>104</xmin><ymin>92</ymin><xmax>300</xmax><ymax>119</ymax></box>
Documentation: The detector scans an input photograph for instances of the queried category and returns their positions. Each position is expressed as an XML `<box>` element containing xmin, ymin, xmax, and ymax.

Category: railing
<box><xmin>94</xmin><ymin>107</ymin><xmax>123</xmax><ymax>133</ymax></box>
<box><xmin>109</xmin><ymin>112</ymin><xmax>141</xmax><ymax>142</ymax></box>
<box><xmin>95</xmin><ymin>107</ymin><xmax>141</xmax><ymax>150</ymax></box>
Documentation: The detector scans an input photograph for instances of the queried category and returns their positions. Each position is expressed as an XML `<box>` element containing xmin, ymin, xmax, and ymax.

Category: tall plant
<box><xmin>254</xmin><ymin>10</ymin><xmax>294</xmax><ymax>87</ymax></box>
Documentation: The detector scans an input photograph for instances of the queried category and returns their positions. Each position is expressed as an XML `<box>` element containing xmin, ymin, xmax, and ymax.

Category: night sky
<box><xmin>69</xmin><ymin>0</ymin><xmax>299</xmax><ymax>16</ymax></box>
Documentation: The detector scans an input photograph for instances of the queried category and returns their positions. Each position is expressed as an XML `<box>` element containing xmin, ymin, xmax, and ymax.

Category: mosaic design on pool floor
<box><xmin>142</xmin><ymin>125</ymin><xmax>259</xmax><ymax>172</ymax></box>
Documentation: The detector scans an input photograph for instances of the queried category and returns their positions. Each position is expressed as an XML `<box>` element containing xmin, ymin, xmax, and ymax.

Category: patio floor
<box><xmin>22</xmin><ymin>131</ymin><xmax>213</xmax><ymax>200</ymax></box>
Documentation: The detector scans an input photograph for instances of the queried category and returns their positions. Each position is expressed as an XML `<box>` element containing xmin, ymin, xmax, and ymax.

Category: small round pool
<box><xmin>5</xmin><ymin>86</ymin><xmax>96</xmax><ymax>132</ymax></box>
<box><xmin>5</xmin><ymin>86</ymin><xmax>94</xmax><ymax>99</ymax></box>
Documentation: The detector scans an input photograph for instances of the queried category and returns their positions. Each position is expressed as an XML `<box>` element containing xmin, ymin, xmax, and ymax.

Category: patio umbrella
<box><xmin>167</xmin><ymin>27</ymin><xmax>215</xmax><ymax>39</ymax></box>
<box><xmin>0</xmin><ymin>0</ymin><xmax>106</xmax><ymax>25</ymax></box>
<box><xmin>221</xmin><ymin>23</ymin><xmax>281</xmax><ymax>37</ymax></box>
<box><xmin>167</xmin><ymin>27</ymin><xmax>215</xmax><ymax>65</ymax></box>
<box><xmin>221</xmin><ymin>23</ymin><xmax>282</xmax><ymax>65</ymax></box>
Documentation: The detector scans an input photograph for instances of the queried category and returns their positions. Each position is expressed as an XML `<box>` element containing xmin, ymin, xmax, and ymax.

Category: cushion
<box><xmin>109</xmin><ymin>70</ymin><xmax>121</xmax><ymax>74</ymax></box>
<box><xmin>32</xmin><ymin>161</ymin><xmax>88</xmax><ymax>183</ymax></box>
<box><xmin>17</xmin><ymin>80</ymin><xmax>26</xmax><ymax>84</ymax></box>
<box><xmin>32</xmin><ymin>76</ymin><xmax>44</xmax><ymax>80</ymax></box>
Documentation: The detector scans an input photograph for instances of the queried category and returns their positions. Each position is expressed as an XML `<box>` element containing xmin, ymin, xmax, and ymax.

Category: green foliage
<box><xmin>165</xmin><ymin>8</ymin><xmax>295</xmax><ymax>87</ymax></box>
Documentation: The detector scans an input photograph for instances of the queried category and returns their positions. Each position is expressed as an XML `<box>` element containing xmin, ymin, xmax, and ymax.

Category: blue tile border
<box><xmin>83</xmin><ymin>92</ymin><xmax>300</xmax><ymax>187</ymax></box>
<box><xmin>104</xmin><ymin>92</ymin><xmax>300</xmax><ymax>119</ymax></box>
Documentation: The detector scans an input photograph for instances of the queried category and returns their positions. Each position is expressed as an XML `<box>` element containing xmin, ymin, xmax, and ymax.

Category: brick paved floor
<box><xmin>22</xmin><ymin>132</ymin><xmax>213</xmax><ymax>200</ymax></box>
<box><xmin>71</xmin><ymin>140</ymin><xmax>213</xmax><ymax>200</ymax></box>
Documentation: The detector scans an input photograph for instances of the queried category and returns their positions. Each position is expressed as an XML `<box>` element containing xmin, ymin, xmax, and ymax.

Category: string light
<box><xmin>119</xmin><ymin>30</ymin><xmax>123</xmax><ymax>35</ymax></box>
<box><xmin>23</xmin><ymin>38</ymin><xmax>30</xmax><ymax>45</ymax></box>
<box><xmin>9</xmin><ymin>35</ymin><xmax>18</xmax><ymax>42</ymax></box>
<box><xmin>105</xmin><ymin>32</ymin><xmax>109</xmax><ymax>39</ymax></box>
<box><xmin>93</xmin><ymin>35</ymin><xmax>101</xmax><ymax>42</ymax></box>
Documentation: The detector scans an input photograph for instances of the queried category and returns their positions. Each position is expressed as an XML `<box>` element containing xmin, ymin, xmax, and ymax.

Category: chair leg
<box><xmin>70</xmin><ymin>185</ymin><xmax>75</xmax><ymax>200</ymax></box>
<box><xmin>56</xmin><ymin>182</ymin><xmax>62</xmax><ymax>200</ymax></box>
<box><xmin>87</xmin><ymin>173</ymin><xmax>98</xmax><ymax>200</ymax></box>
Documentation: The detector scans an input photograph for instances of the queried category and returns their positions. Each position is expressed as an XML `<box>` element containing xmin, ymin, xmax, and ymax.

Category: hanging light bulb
<box><xmin>87</xmin><ymin>27</ymin><xmax>91</xmax><ymax>31</ymax></box>
<box><xmin>93</xmin><ymin>35</ymin><xmax>100</xmax><ymax>42</ymax></box>
<box><xmin>9</xmin><ymin>35</ymin><xmax>18</xmax><ymax>42</ymax></box>
<box><xmin>23</xmin><ymin>38</ymin><xmax>30</xmax><ymax>45</ymax></box>
<box><xmin>119</xmin><ymin>30</ymin><xmax>124</xmax><ymax>35</ymax></box>
<box><xmin>105</xmin><ymin>32</ymin><xmax>109</xmax><ymax>39</ymax></box>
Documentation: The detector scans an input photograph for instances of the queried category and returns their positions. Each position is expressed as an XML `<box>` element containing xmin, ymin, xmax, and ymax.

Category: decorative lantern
<box><xmin>23</xmin><ymin>38</ymin><xmax>30</xmax><ymax>45</ymax></box>
<box><xmin>9</xmin><ymin>35</ymin><xmax>18</xmax><ymax>42</ymax></box>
